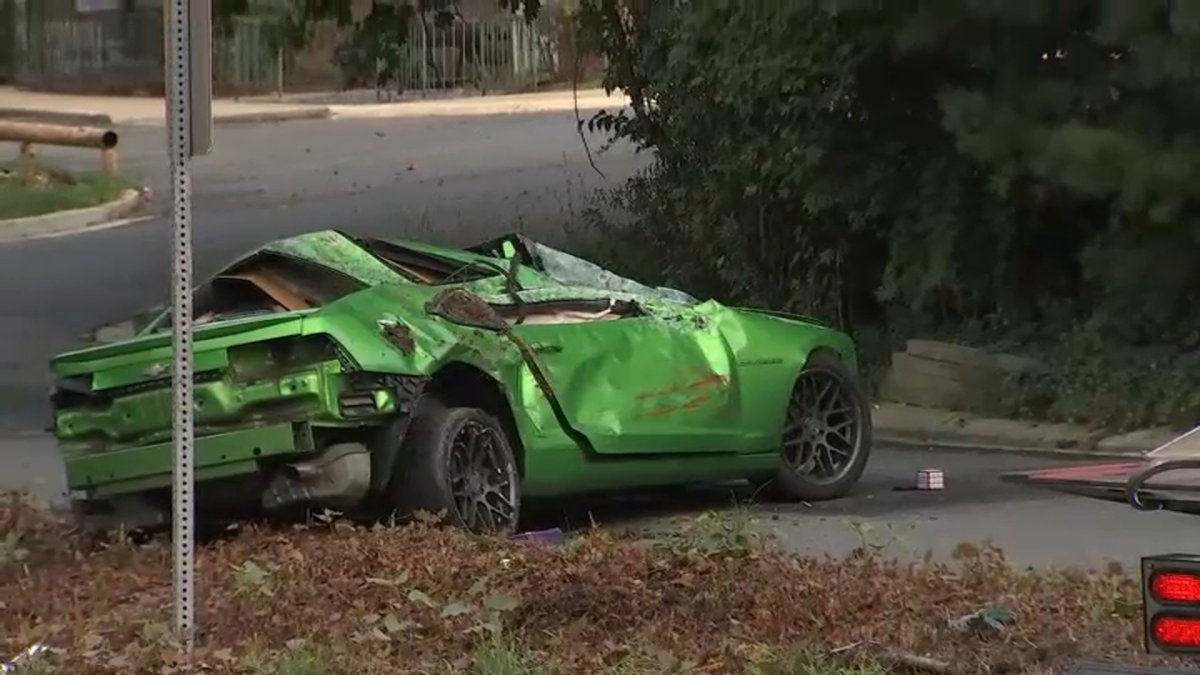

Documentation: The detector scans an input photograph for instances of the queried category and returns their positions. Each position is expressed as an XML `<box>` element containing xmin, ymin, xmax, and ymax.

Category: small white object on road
<box><xmin>916</xmin><ymin>468</ymin><xmax>945</xmax><ymax>490</ymax></box>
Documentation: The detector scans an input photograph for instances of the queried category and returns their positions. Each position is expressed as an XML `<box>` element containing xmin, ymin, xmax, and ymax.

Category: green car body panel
<box><xmin>51</xmin><ymin>230</ymin><xmax>860</xmax><ymax>511</ymax></box>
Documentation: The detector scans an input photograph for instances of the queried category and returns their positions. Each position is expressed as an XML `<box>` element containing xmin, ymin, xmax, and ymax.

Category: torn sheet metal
<box><xmin>513</xmin><ymin>527</ymin><xmax>565</xmax><ymax>546</ymax></box>
<box><xmin>1004</xmin><ymin>426</ymin><xmax>1200</xmax><ymax>514</ymax></box>
<box><xmin>263</xmin><ymin>230</ymin><xmax>401</xmax><ymax>286</ymax></box>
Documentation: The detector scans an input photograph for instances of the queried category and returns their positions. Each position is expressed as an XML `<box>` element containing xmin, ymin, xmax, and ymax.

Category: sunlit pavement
<box><xmin>532</xmin><ymin>445</ymin><xmax>1195</xmax><ymax>572</ymax></box>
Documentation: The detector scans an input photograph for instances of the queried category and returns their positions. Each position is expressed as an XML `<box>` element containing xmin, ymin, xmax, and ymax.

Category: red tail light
<box><xmin>1152</xmin><ymin>616</ymin><xmax>1200</xmax><ymax>648</ymax></box>
<box><xmin>1143</xmin><ymin>554</ymin><xmax>1200</xmax><ymax>655</ymax></box>
<box><xmin>1151</xmin><ymin>571</ymin><xmax>1200</xmax><ymax>604</ymax></box>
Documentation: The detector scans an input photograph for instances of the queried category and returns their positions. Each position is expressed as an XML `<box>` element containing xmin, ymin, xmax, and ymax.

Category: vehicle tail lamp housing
<box><xmin>1142</xmin><ymin>553</ymin><xmax>1200</xmax><ymax>655</ymax></box>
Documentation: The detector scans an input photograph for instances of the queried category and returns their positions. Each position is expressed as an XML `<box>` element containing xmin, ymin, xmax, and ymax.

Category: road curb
<box><xmin>868</xmin><ymin>403</ymin><xmax>1182</xmax><ymax>460</ymax></box>
<box><xmin>874</xmin><ymin>431</ymin><xmax>1146</xmax><ymax>460</ymax></box>
<box><xmin>213</xmin><ymin>107</ymin><xmax>332</xmax><ymax>125</ymax></box>
<box><xmin>0</xmin><ymin>189</ymin><xmax>146</xmax><ymax>243</ymax></box>
<box><xmin>0</xmin><ymin>107</ymin><xmax>114</xmax><ymax>126</ymax></box>
<box><xmin>114</xmin><ymin>107</ymin><xmax>333</xmax><ymax>126</ymax></box>
<box><xmin>327</xmin><ymin>96</ymin><xmax>628</xmax><ymax>120</ymax></box>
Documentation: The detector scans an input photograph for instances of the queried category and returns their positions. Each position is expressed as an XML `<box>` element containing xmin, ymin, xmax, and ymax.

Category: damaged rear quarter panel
<box><xmin>309</xmin><ymin>285</ymin><xmax>574</xmax><ymax>450</ymax></box>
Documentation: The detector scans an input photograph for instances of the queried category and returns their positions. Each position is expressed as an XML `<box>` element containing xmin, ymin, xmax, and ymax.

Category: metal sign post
<box><xmin>165</xmin><ymin>0</ymin><xmax>212</xmax><ymax>653</ymax></box>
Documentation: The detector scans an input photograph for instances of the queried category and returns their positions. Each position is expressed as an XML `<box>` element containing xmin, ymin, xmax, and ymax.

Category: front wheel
<box><xmin>386</xmin><ymin>400</ymin><xmax>521</xmax><ymax>535</ymax></box>
<box><xmin>769</xmin><ymin>351</ymin><xmax>872</xmax><ymax>502</ymax></box>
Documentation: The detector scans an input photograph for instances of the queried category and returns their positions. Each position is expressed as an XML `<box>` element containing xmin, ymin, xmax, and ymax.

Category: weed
<box><xmin>844</xmin><ymin>518</ymin><xmax>919</xmax><ymax>559</ymax></box>
<box><xmin>0</xmin><ymin>159</ymin><xmax>134</xmax><ymax>220</ymax></box>
<box><xmin>0</xmin><ymin>529</ymin><xmax>29</xmax><ymax>566</ymax></box>
<box><xmin>232</xmin><ymin>559</ymin><xmax>275</xmax><ymax>597</ymax></box>
<box><xmin>468</xmin><ymin>633</ymin><xmax>551</xmax><ymax>675</ymax></box>
<box><xmin>661</xmin><ymin>500</ymin><xmax>761</xmax><ymax>556</ymax></box>
<box><xmin>270</xmin><ymin>647</ymin><xmax>334</xmax><ymax>675</ymax></box>
<box><xmin>245</xmin><ymin>643</ymin><xmax>337</xmax><ymax>675</ymax></box>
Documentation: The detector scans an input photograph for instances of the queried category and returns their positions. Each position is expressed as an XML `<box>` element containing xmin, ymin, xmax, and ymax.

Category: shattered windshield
<box><xmin>526</xmin><ymin>241</ymin><xmax>698</xmax><ymax>304</ymax></box>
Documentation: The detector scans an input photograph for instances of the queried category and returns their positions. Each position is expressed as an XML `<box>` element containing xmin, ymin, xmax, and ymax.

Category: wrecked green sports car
<box><xmin>51</xmin><ymin>231</ymin><xmax>872</xmax><ymax>533</ymax></box>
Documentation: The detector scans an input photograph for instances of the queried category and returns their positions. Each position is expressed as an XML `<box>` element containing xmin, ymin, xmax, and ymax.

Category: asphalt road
<box><xmin>1</xmin><ymin>110</ymin><xmax>644</xmax><ymax>433</ymax></box>
<box><xmin>3</xmin><ymin>107</ymin><xmax>1195</xmax><ymax>573</ymax></box>
<box><xmin>542</xmin><ymin>445</ymin><xmax>1200</xmax><ymax>572</ymax></box>
<box><xmin>4</xmin><ymin>430</ymin><xmax>1193</xmax><ymax>572</ymax></box>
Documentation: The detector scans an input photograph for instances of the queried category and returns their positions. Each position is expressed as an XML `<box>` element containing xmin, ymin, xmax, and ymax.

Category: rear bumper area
<box><xmin>65</xmin><ymin>422</ymin><xmax>314</xmax><ymax>499</ymax></box>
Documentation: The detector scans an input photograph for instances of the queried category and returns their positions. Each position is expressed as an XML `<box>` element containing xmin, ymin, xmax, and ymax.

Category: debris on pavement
<box><xmin>947</xmin><ymin>605</ymin><xmax>1016</xmax><ymax>634</ymax></box>
<box><xmin>893</xmin><ymin>467</ymin><xmax>946</xmax><ymax>492</ymax></box>
<box><xmin>917</xmin><ymin>468</ymin><xmax>945</xmax><ymax>490</ymax></box>
<box><xmin>513</xmin><ymin>527</ymin><xmax>565</xmax><ymax>546</ymax></box>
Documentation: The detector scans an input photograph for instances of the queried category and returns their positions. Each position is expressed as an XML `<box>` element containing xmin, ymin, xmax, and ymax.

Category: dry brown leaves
<box><xmin>0</xmin><ymin>497</ymin><xmax>1190</xmax><ymax>675</ymax></box>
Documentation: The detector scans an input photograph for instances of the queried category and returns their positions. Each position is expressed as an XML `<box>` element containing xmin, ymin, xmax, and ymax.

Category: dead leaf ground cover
<box><xmin>0</xmin><ymin>495</ymin><xmax>1191</xmax><ymax>675</ymax></box>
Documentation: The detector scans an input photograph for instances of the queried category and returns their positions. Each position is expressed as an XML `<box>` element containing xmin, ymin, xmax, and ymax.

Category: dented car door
<box><xmin>511</xmin><ymin>308</ymin><xmax>745</xmax><ymax>455</ymax></box>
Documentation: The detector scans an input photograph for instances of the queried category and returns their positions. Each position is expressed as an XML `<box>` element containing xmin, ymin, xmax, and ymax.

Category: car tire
<box><xmin>767</xmin><ymin>350</ymin><xmax>872</xmax><ymax>502</ymax></box>
<box><xmin>385</xmin><ymin>398</ymin><xmax>522</xmax><ymax>535</ymax></box>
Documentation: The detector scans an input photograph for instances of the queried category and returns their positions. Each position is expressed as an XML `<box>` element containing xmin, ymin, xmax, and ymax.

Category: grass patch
<box><xmin>0</xmin><ymin>493</ymin><xmax>1187</xmax><ymax>674</ymax></box>
<box><xmin>0</xmin><ymin>158</ymin><xmax>134</xmax><ymax>220</ymax></box>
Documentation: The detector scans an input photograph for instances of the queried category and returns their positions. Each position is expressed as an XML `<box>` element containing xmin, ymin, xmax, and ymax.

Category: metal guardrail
<box><xmin>0</xmin><ymin>120</ymin><xmax>120</xmax><ymax>174</ymax></box>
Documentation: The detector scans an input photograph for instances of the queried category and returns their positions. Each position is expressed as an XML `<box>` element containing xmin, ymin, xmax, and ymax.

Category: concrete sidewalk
<box><xmin>0</xmin><ymin>87</ymin><xmax>629</xmax><ymax>127</ymax></box>
<box><xmin>0</xmin><ymin>86</ymin><xmax>329</xmax><ymax>126</ymax></box>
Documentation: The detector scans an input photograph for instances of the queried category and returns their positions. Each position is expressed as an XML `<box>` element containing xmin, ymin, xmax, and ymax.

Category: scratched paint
<box><xmin>637</xmin><ymin>371</ymin><xmax>731</xmax><ymax>418</ymax></box>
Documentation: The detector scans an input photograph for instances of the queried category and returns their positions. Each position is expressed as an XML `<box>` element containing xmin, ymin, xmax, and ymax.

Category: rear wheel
<box><xmin>769</xmin><ymin>351</ymin><xmax>872</xmax><ymax>502</ymax></box>
<box><xmin>386</xmin><ymin>399</ymin><xmax>521</xmax><ymax>535</ymax></box>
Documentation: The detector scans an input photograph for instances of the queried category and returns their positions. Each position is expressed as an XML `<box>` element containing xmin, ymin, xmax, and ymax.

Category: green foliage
<box><xmin>331</xmin><ymin>2</ymin><xmax>417</xmax><ymax>92</ymax></box>
<box><xmin>573</xmin><ymin>0</ymin><xmax>1200</xmax><ymax>427</ymax></box>
<box><xmin>0</xmin><ymin>159</ymin><xmax>134</xmax><ymax>220</ymax></box>
<box><xmin>659</xmin><ymin>503</ymin><xmax>761</xmax><ymax>557</ymax></box>
<box><xmin>257</xmin><ymin>645</ymin><xmax>337</xmax><ymax>675</ymax></box>
<box><xmin>232</xmin><ymin>559</ymin><xmax>276</xmax><ymax>597</ymax></box>
<box><xmin>6</xmin><ymin>660</ymin><xmax>58</xmax><ymax>675</ymax></box>
<box><xmin>468</xmin><ymin>633</ymin><xmax>552</xmax><ymax>675</ymax></box>
<box><xmin>745</xmin><ymin>646</ymin><xmax>886</xmax><ymax>675</ymax></box>
<box><xmin>0</xmin><ymin>529</ymin><xmax>30</xmax><ymax>566</ymax></box>
<box><xmin>214</xmin><ymin>1</ymin><xmax>543</xmax><ymax>93</ymax></box>
<box><xmin>994</xmin><ymin>330</ymin><xmax>1200</xmax><ymax>430</ymax></box>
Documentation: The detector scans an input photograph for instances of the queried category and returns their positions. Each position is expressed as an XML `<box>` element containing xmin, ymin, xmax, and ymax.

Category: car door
<box><xmin>510</xmin><ymin>307</ymin><xmax>748</xmax><ymax>455</ymax></box>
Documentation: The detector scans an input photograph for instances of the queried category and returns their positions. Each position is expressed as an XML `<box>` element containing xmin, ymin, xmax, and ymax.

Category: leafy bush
<box><xmin>568</xmin><ymin>0</ymin><xmax>1200</xmax><ymax>428</ymax></box>
<box><xmin>994</xmin><ymin>332</ymin><xmax>1200</xmax><ymax>431</ymax></box>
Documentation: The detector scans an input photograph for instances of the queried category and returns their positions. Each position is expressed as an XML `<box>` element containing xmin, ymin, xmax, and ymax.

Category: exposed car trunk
<box><xmin>169</xmin><ymin>251</ymin><xmax>369</xmax><ymax>330</ymax></box>
<box><xmin>51</xmin><ymin>249</ymin><xmax>376</xmax><ymax>452</ymax></box>
<box><xmin>83</xmin><ymin>230</ymin><xmax>396</xmax><ymax>345</ymax></box>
